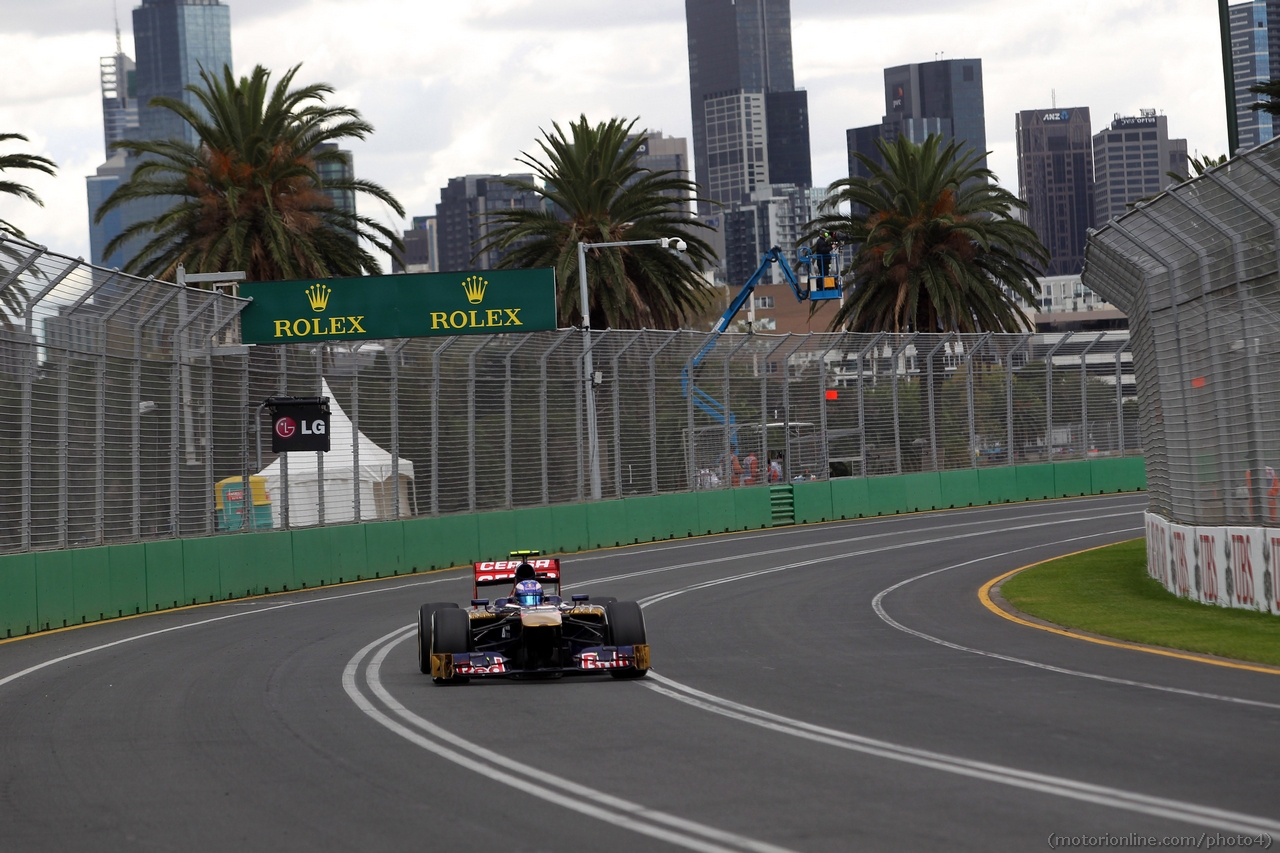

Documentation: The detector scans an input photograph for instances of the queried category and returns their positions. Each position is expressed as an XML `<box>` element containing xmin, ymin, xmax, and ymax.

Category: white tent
<box><xmin>257</xmin><ymin>379</ymin><xmax>415</xmax><ymax>527</ymax></box>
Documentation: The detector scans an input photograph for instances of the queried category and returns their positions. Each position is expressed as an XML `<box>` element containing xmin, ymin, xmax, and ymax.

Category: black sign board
<box><xmin>267</xmin><ymin>396</ymin><xmax>331</xmax><ymax>453</ymax></box>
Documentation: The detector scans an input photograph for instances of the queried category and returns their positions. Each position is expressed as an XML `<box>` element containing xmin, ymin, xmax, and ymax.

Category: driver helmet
<box><xmin>514</xmin><ymin>579</ymin><xmax>543</xmax><ymax>607</ymax></box>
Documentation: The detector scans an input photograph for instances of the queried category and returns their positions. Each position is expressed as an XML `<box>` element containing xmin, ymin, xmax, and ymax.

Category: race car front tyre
<box><xmin>605</xmin><ymin>601</ymin><xmax>649</xmax><ymax>679</ymax></box>
<box><xmin>418</xmin><ymin>602</ymin><xmax>458</xmax><ymax>674</ymax></box>
<box><xmin>431</xmin><ymin>607</ymin><xmax>472</xmax><ymax>685</ymax></box>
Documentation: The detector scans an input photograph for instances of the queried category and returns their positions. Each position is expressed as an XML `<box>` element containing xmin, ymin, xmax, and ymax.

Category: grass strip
<box><xmin>1001</xmin><ymin>539</ymin><xmax>1280</xmax><ymax>667</ymax></box>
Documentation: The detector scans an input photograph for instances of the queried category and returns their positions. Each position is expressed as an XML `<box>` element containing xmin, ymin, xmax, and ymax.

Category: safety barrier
<box><xmin>1145</xmin><ymin>511</ymin><xmax>1280</xmax><ymax>616</ymax></box>
<box><xmin>0</xmin><ymin>457</ymin><xmax>1145</xmax><ymax>637</ymax></box>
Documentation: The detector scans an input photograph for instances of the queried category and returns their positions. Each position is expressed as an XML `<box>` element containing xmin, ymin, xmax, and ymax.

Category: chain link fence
<box><xmin>1085</xmin><ymin>138</ymin><xmax>1280</xmax><ymax>527</ymax></box>
<box><xmin>0</xmin><ymin>234</ymin><xmax>1137</xmax><ymax>555</ymax></box>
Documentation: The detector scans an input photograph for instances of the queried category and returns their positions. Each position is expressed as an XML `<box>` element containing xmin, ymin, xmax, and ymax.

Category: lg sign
<box><xmin>274</xmin><ymin>416</ymin><xmax>326</xmax><ymax>440</ymax></box>
<box><xmin>269</xmin><ymin>401</ymin><xmax>331</xmax><ymax>453</ymax></box>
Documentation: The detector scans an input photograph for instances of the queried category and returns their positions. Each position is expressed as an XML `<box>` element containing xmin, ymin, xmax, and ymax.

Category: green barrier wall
<box><xmin>0</xmin><ymin>457</ymin><xmax>1148</xmax><ymax>638</ymax></box>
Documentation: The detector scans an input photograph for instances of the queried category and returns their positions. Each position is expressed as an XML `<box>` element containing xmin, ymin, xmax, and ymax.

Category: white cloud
<box><xmin>0</xmin><ymin>0</ymin><xmax>1234</xmax><ymax>266</ymax></box>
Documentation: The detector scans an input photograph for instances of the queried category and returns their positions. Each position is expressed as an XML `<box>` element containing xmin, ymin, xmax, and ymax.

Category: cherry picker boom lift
<box><xmin>681</xmin><ymin>244</ymin><xmax>843</xmax><ymax>451</ymax></box>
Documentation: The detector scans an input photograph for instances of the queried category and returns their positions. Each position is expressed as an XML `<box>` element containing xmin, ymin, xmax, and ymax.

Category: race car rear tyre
<box><xmin>605</xmin><ymin>601</ymin><xmax>648</xmax><ymax>679</ymax></box>
<box><xmin>431</xmin><ymin>607</ymin><xmax>472</xmax><ymax>685</ymax></box>
<box><xmin>418</xmin><ymin>602</ymin><xmax>458</xmax><ymax>674</ymax></box>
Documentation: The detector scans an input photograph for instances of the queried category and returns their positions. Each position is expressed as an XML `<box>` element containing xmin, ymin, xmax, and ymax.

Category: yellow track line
<box><xmin>979</xmin><ymin>543</ymin><xmax>1280</xmax><ymax>676</ymax></box>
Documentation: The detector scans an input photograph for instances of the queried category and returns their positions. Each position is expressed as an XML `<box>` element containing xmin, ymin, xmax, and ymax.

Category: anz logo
<box><xmin>1042</xmin><ymin>111</ymin><xmax>1071</xmax><ymax>122</ymax></box>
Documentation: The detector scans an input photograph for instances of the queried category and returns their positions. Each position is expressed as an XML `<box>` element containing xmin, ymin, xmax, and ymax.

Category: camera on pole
<box><xmin>264</xmin><ymin>396</ymin><xmax>331</xmax><ymax>453</ymax></box>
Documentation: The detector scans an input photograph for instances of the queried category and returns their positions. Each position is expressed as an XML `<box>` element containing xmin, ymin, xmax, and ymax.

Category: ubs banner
<box><xmin>239</xmin><ymin>269</ymin><xmax>557</xmax><ymax>344</ymax></box>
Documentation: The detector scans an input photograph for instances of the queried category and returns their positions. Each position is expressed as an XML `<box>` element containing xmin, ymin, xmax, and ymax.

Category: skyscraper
<box><xmin>392</xmin><ymin>216</ymin><xmax>438</xmax><ymax>274</ymax></box>
<box><xmin>625</xmin><ymin>131</ymin><xmax>692</xmax><ymax>204</ymax></box>
<box><xmin>846</xmin><ymin>59</ymin><xmax>987</xmax><ymax>178</ymax></box>
<box><xmin>434</xmin><ymin>175</ymin><xmax>543</xmax><ymax>272</ymax></box>
<box><xmin>1016</xmin><ymin>107</ymin><xmax>1095</xmax><ymax>276</ymax></box>
<box><xmin>684</xmin><ymin>0</ymin><xmax>812</xmax><ymax>213</ymax></box>
<box><xmin>100</xmin><ymin>42</ymin><xmax>138</xmax><ymax>157</ymax></box>
<box><xmin>87</xmin><ymin>0</ymin><xmax>233</xmax><ymax>267</ymax></box>
<box><xmin>132</xmin><ymin>0</ymin><xmax>233</xmax><ymax>147</ymax></box>
<box><xmin>313</xmin><ymin>142</ymin><xmax>355</xmax><ymax>215</ymax></box>
<box><xmin>1091</xmin><ymin>111</ymin><xmax>1188</xmax><ymax>224</ymax></box>
<box><xmin>723</xmin><ymin>182</ymin><xmax>819</xmax><ymax>286</ymax></box>
<box><xmin>1230</xmin><ymin>1</ymin><xmax>1280</xmax><ymax>150</ymax></box>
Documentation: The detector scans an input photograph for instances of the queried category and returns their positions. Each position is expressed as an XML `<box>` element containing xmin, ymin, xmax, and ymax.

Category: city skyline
<box><xmin>0</xmin><ymin>0</ymin><xmax>1235</xmax><ymax>265</ymax></box>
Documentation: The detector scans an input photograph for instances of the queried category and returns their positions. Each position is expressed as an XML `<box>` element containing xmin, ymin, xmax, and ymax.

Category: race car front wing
<box><xmin>430</xmin><ymin>644</ymin><xmax>650</xmax><ymax>679</ymax></box>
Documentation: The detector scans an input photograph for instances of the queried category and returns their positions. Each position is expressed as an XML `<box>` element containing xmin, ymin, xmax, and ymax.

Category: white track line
<box><xmin>869</xmin><ymin>537</ymin><xmax>1280</xmax><ymax>712</ymax></box>
<box><xmin>622</xmin><ymin>510</ymin><xmax>1139</xmax><ymax>607</ymax></box>
<box><xmin>343</xmin><ymin>626</ymin><xmax>797</xmax><ymax>853</ymax></box>
<box><xmin>566</xmin><ymin>494</ymin><xmax>1148</xmax><ymax>563</ymax></box>
<box><xmin>569</xmin><ymin>504</ymin><xmax>1143</xmax><ymax>592</ymax></box>
<box><xmin>641</xmin><ymin>673</ymin><xmax>1280</xmax><ymax>837</ymax></box>
<box><xmin>628</xmin><ymin>524</ymin><xmax>1280</xmax><ymax>833</ymax></box>
<box><xmin>0</xmin><ymin>575</ymin><xmax>457</xmax><ymax>691</ymax></box>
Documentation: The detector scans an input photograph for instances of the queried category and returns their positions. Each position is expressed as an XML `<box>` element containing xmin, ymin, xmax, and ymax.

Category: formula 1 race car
<box><xmin>416</xmin><ymin>551</ymin><xmax>650</xmax><ymax>684</ymax></box>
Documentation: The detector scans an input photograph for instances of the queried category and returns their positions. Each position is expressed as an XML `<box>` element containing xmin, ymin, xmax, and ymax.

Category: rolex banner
<box><xmin>239</xmin><ymin>269</ymin><xmax>557</xmax><ymax>344</ymax></box>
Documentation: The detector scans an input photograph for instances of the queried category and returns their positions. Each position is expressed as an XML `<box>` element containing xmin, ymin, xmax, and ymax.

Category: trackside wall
<box><xmin>0</xmin><ymin>458</ymin><xmax>1145</xmax><ymax>637</ymax></box>
<box><xmin>1144</xmin><ymin>510</ymin><xmax>1280</xmax><ymax>616</ymax></box>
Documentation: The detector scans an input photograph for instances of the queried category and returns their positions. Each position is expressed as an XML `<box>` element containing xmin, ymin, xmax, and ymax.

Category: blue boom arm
<box><xmin>680</xmin><ymin>247</ymin><xmax>814</xmax><ymax>437</ymax></box>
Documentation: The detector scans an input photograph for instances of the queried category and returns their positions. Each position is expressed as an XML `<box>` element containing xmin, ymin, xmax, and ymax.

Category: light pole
<box><xmin>1219</xmin><ymin>0</ymin><xmax>1240</xmax><ymax>155</ymax></box>
<box><xmin>576</xmin><ymin>237</ymin><xmax>686</xmax><ymax>500</ymax></box>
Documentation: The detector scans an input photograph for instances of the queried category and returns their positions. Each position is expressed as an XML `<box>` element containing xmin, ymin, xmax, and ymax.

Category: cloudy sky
<box><xmin>0</xmin><ymin>0</ymin><xmax>1227</xmax><ymax>265</ymax></box>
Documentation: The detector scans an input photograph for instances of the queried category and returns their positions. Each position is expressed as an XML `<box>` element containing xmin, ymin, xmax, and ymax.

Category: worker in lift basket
<box><xmin>812</xmin><ymin>231</ymin><xmax>837</xmax><ymax>277</ymax></box>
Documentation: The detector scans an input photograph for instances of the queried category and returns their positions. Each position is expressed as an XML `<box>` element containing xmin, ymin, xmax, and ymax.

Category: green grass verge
<box><xmin>1001</xmin><ymin>538</ymin><xmax>1280</xmax><ymax>667</ymax></box>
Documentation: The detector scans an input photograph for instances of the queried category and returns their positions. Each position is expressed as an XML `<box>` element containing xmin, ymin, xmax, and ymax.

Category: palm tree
<box><xmin>475</xmin><ymin>115</ymin><xmax>717</xmax><ymax>329</ymax></box>
<box><xmin>0</xmin><ymin>133</ymin><xmax>57</xmax><ymax>239</ymax></box>
<box><xmin>804</xmin><ymin>134</ymin><xmax>1048</xmax><ymax>333</ymax></box>
<box><xmin>1167</xmin><ymin>153</ymin><xmax>1227</xmax><ymax>183</ymax></box>
<box><xmin>0</xmin><ymin>133</ymin><xmax>57</xmax><ymax>326</ymax></box>
<box><xmin>95</xmin><ymin>64</ymin><xmax>404</xmax><ymax>282</ymax></box>
<box><xmin>1250</xmin><ymin>80</ymin><xmax>1280</xmax><ymax>116</ymax></box>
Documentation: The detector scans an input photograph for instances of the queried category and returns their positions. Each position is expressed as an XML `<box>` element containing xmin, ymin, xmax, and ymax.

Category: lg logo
<box><xmin>274</xmin><ymin>417</ymin><xmax>326</xmax><ymax>439</ymax></box>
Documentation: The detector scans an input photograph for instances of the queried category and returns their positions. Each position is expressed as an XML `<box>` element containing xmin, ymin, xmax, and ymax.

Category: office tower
<box><xmin>723</xmin><ymin>183</ymin><xmax>819</xmax><ymax>287</ymax></box>
<box><xmin>1230</xmin><ymin>1</ymin><xmax>1280</xmax><ymax>150</ymax></box>
<box><xmin>392</xmin><ymin>216</ymin><xmax>438</xmax><ymax>274</ymax></box>
<box><xmin>313</xmin><ymin>143</ymin><xmax>355</xmax><ymax>215</ymax></box>
<box><xmin>1092</xmin><ymin>111</ymin><xmax>1188</xmax><ymax>224</ymax></box>
<box><xmin>763</xmin><ymin>89</ymin><xmax>812</xmax><ymax>187</ymax></box>
<box><xmin>132</xmin><ymin>0</ymin><xmax>233</xmax><ymax>147</ymax></box>
<box><xmin>1016</xmin><ymin>108</ymin><xmax>1095</xmax><ymax>276</ymax></box>
<box><xmin>846</xmin><ymin>58</ymin><xmax>987</xmax><ymax>178</ymax></box>
<box><xmin>626</xmin><ymin>131</ymin><xmax>692</xmax><ymax>204</ymax></box>
<box><xmin>100</xmin><ymin>48</ymin><xmax>138</xmax><ymax>157</ymax></box>
<box><xmin>685</xmin><ymin>0</ymin><xmax>812</xmax><ymax>213</ymax></box>
<box><xmin>86</xmin><ymin>156</ymin><xmax>131</xmax><ymax>268</ymax></box>
<box><xmin>87</xmin><ymin>0</ymin><xmax>234</xmax><ymax>267</ymax></box>
<box><xmin>434</xmin><ymin>175</ymin><xmax>542</xmax><ymax>272</ymax></box>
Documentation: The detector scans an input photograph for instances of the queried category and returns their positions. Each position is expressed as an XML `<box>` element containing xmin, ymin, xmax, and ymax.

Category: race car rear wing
<box><xmin>473</xmin><ymin>557</ymin><xmax>561</xmax><ymax>598</ymax></box>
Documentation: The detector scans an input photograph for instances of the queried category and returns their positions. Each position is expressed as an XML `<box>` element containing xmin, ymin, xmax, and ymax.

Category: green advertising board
<box><xmin>239</xmin><ymin>269</ymin><xmax>557</xmax><ymax>344</ymax></box>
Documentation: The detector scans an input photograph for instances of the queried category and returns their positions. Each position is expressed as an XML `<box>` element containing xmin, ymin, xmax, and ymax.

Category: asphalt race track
<box><xmin>3</xmin><ymin>494</ymin><xmax>1279</xmax><ymax>852</ymax></box>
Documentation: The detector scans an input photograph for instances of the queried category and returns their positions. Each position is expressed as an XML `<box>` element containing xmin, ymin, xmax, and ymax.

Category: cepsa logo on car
<box><xmin>474</xmin><ymin>558</ymin><xmax>560</xmax><ymax>583</ymax></box>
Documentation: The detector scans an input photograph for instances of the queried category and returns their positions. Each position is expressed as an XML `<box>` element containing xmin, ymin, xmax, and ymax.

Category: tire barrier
<box><xmin>1145</xmin><ymin>511</ymin><xmax>1280</xmax><ymax>615</ymax></box>
<box><xmin>0</xmin><ymin>458</ymin><xmax>1145</xmax><ymax>639</ymax></box>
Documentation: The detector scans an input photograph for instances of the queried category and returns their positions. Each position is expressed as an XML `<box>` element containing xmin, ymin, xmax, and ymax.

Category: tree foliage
<box><xmin>95</xmin><ymin>64</ymin><xmax>404</xmax><ymax>282</ymax></box>
<box><xmin>803</xmin><ymin>134</ymin><xmax>1048</xmax><ymax>334</ymax></box>
<box><xmin>1249</xmin><ymin>79</ymin><xmax>1280</xmax><ymax>116</ymax></box>
<box><xmin>0</xmin><ymin>133</ymin><xmax>57</xmax><ymax>327</ymax></box>
<box><xmin>476</xmin><ymin>115</ymin><xmax>717</xmax><ymax>329</ymax></box>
